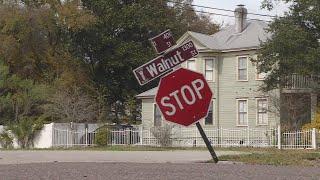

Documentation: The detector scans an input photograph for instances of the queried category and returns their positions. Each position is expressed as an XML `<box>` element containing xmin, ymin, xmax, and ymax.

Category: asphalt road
<box><xmin>0</xmin><ymin>151</ymin><xmax>319</xmax><ymax>180</ymax></box>
<box><xmin>1</xmin><ymin>162</ymin><xmax>320</xmax><ymax>180</ymax></box>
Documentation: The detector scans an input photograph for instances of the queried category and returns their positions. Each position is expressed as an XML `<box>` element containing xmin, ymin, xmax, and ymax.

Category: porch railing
<box><xmin>283</xmin><ymin>74</ymin><xmax>320</xmax><ymax>89</ymax></box>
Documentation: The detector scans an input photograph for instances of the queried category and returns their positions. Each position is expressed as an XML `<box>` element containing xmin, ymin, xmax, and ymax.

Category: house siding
<box><xmin>139</xmin><ymin>48</ymin><xmax>280</xmax><ymax>129</ymax></box>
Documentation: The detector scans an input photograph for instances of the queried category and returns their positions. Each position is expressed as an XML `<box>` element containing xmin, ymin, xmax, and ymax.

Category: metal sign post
<box><xmin>196</xmin><ymin>122</ymin><xmax>219</xmax><ymax>163</ymax></box>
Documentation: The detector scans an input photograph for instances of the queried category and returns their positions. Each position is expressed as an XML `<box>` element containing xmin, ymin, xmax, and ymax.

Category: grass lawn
<box><xmin>217</xmin><ymin>148</ymin><xmax>320</xmax><ymax>166</ymax></box>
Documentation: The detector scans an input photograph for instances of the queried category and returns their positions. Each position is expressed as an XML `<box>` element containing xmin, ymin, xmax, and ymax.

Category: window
<box><xmin>238</xmin><ymin>57</ymin><xmax>248</xmax><ymax>81</ymax></box>
<box><xmin>186</xmin><ymin>59</ymin><xmax>196</xmax><ymax>71</ymax></box>
<box><xmin>257</xmin><ymin>99</ymin><xmax>268</xmax><ymax>125</ymax></box>
<box><xmin>153</xmin><ymin>104</ymin><xmax>162</xmax><ymax>127</ymax></box>
<box><xmin>205</xmin><ymin>59</ymin><xmax>214</xmax><ymax>81</ymax></box>
<box><xmin>205</xmin><ymin>101</ymin><xmax>214</xmax><ymax>125</ymax></box>
<box><xmin>237</xmin><ymin>99</ymin><xmax>248</xmax><ymax>126</ymax></box>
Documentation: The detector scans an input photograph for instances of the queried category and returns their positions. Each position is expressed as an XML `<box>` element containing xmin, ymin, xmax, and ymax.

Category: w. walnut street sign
<box><xmin>133</xmin><ymin>41</ymin><xmax>198</xmax><ymax>85</ymax></box>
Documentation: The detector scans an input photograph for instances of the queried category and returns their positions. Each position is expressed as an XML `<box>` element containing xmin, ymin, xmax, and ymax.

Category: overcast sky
<box><xmin>193</xmin><ymin>0</ymin><xmax>291</xmax><ymax>26</ymax></box>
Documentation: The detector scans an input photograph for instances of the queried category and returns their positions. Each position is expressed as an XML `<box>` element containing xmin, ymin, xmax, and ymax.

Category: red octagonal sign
<box><xmin>155</xmin><ymin>68</ymin><xmax>213</xmax><ymax>126</ymax></box>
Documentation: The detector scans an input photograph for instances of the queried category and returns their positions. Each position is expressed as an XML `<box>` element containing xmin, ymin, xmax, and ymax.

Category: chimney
<box><xmin>234</xmin><ymin>4</ymin><xmax>247</xmax><ymax>33</ymax></box>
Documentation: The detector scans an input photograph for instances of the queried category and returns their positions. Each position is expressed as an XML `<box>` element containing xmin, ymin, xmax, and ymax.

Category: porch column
<box><xmin>311</xmin><ymin>93</ymin><xmax>317</xmax><ymax>121</ymax></box>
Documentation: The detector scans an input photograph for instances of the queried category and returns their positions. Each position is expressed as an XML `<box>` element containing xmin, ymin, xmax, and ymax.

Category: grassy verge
<box><xmin>217</xmin><ymin>149</ymin><xmax>320</xmax><ymax>166</ymax></box>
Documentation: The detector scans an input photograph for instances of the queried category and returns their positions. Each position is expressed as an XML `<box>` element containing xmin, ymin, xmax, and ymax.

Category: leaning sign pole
<box><xmin>133</xmin><ymin>30</ymin><xmax>218</xmax><ymax>163</ymax></box>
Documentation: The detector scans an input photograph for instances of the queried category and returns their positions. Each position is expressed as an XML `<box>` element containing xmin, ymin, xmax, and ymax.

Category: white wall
<box><xmin>33</xmin><ymin>123</ymin><xmax>54</xmax><ymax>148</ymax></box>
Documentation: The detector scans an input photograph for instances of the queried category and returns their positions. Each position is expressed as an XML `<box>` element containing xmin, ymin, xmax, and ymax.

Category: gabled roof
<box><xmin>136</xmin><ymin>20</ymin><xmax>271</xmax><ymax>98</ymax></box>
<box><xmin>179</xmin><ymin>20</ymin><xmax>271</xmax><ymax>52</ymax></box>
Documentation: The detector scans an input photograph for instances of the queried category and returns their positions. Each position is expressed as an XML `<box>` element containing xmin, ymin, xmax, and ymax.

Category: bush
<box><xmin>0</xmin><ymin>131</ymin><xmax>13</xmax><ymax>149</ymax></box>
<box><xmin>303</xmin><ymin>108</ymin><xmax>320</xmax><ymax>130</ymax></box>
<box><xmin>95</xmin><ymin>127</ymin><xmax>109</xmax><ymax>146</ymax></box>
<box><xmin>151</xmin><ymin>125</ymin><xmax>173</xmax><ymax>147</ymax></box>
<box><xmin>7</xmin><ymin>117</ymin><xmax>44</xmax><ymax>148</ymax></box>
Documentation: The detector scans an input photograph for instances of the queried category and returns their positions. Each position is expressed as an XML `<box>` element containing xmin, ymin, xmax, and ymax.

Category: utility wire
<box><xmin>168</xmin><ymin>0</ymin><xmax>278</xmax><ymax>18</ymax></box>
<box><xmin>175</xmin><ymin>7</ymin><xmax>272</xmax><ymax>22</ymax></box>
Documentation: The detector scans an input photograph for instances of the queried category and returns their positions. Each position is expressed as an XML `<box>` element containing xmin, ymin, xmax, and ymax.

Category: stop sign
<box><xmin>155</xmin><ymin>68</ymin><xmax>213</xmax><ymax>126</ymax></box>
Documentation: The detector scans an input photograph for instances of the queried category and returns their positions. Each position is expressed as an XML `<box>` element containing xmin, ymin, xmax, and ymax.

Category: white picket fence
<box><xmin>51</xmin><ymin>126</ymin><xmax>319</xmax><ymax>149</ymax></box>
<box><xmin>52</xmin><ymin>128</ymin><xmax>97</xmax><ymax>147</ymax></box>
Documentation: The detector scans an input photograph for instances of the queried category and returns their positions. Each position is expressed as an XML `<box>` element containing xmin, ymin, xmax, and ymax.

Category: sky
<box><xmin>193</xmin><ymin>0</ymin><xmax>291</xmax><ymax>25</ymax></box>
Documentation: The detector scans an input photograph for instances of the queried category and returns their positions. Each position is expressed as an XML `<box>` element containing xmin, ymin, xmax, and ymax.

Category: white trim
<box><xmin>236</xmin><ymin>56</ymin><xmax>249</xmax><ymax>81</ymax></box>
<box><xmin>256</xmin><ymin>98</ymin><xmax>268</xmax><ymax>126</ymax></box>
<box><xmin>203</xmin><ymin>57</ymin><xmax>216</xmax><ymax>82</ymax></box>
<box><xmin>236</xmin><ymin>99</ymin><xmax>248</xmax><ymax>127</ymax></box>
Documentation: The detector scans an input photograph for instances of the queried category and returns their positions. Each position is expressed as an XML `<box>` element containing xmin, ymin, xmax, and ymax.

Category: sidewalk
<box><xmin>0</xmin><ymin>150</ymin><xmax>247</xmax><ymax>164</ymax></box>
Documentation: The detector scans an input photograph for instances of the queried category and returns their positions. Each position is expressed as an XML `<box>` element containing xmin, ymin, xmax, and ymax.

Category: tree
<box><xmin>0</xmin><ymin>60</ymin><xmax>50</xmax><ymax>124</ymax></box>
<box><xmin>172</xmin><ymin>0</ymin><xmax>220</xmax><ymax>35</ymax></box>
<box><xmin>257</xmin><ymin>0</ymin><xmax>320</xmax><ymax>91</ymax></box>
<box><xmin>47</xmin><ymin>86</ymin><xmax>99</xmax><ymax>123</ymax></box>
<box><xmin>74</xmin><ymin>0</ymin><xmax>220</xmax><ymax>123</ymax></box>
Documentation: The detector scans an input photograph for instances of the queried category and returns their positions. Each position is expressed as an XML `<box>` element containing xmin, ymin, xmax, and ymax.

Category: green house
<box><xmin>137</xmin><ymin>5</ymin><xmax>318</xmax><ymax>130</ymax></box>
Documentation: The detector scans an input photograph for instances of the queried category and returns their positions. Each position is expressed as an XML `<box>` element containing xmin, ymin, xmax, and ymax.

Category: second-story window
<box><xmin>205</xmin><ymin>59</ymin><xmax>214</xmax><ymax>81</ymax></box>
<box><xmin>186</xmin><ymin>59</ymin><xmax>196</xmax><ymax>71</ymax></box>
<box><xmin>238</xmin><ymin>56</ymin><xmax>248</xmax><ymax>81</ymax></box>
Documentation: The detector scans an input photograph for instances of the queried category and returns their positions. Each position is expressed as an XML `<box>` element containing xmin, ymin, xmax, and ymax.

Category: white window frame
<box><xmin>237</xmin><ymin>56</ymin><xmax>248</xmax><ymax>81</ymax></box>
<box><xmin>186</xmin><ymin>59</ymin><xmax>196</xmax><ymax>71</ymax></box>
<box><xmin>153</xmin><ymin>103</ymin><xmax>162</xmax><ymax>127</ymax></box>
<box><xmin>256</xmin><ymin>98</ymin><xmax>268</xmax><ymax>126</ymax></box>
<box><xmin>236</xmin><ymin>99</ymin><xmax>248</xmax><ymax>126</ymax></box>
<box><xmin>204</xmin><ymin>58</ymin><xmax>215</xmax><ymax>82</ymax></box>
<box><xmin>205</xmin><ymin>100</ymin><xmax>214</xmax><ymax>126</ymax></box>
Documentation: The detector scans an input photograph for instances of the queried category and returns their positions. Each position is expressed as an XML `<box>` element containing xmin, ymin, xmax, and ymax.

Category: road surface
<box><xmin>0</xmin><ymin>151</ymin><xmax>319</xmax><ymax>179</ymax></box>
<box><xmin>1</xmin><ymin>162</ymin><xmax>320</xmax><ymax>180</ymax></box>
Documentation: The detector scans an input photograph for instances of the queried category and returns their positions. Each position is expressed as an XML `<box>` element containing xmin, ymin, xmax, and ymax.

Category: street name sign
<box><xmin>149</xmin><ymin>29</ymin><xmax>175</xmax><ymax>54</ymax></box>
<box><xmin>133</xmin><ymin>41</ymin><xmax>198</xmax><ymax>86</ymax></box>
<box><xmin>155</xmin><ymin>68</ymin><xmax>212</xmax><ymax>126</ymax></box>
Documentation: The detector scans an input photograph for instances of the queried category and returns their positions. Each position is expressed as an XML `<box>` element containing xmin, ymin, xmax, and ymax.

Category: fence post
<box><xmin>247</xmin><ymin>126</ymin><xmax>250</xmax><ymax>146</ymax></box>
<box><xmin>66</xmin><ymin>128</ymin><xmax>69</xmax><ymax>148</ymax></box>
<box><xmin>85</xmin><ymin>128</ymin><xmax>88</xmax><ymax>146</ymax></box>
<box><xmin>312</xmin><ymin>128</ymin><xmax>317</xmax><ymax>149</ymax></box>
<box><xmin>277</xmin><ymin>125</ymin><xmax>281</xmax><ymax>149</ymax></box>
<box><xmin>140</xmin><ymin>127</ymin><xmax>143</xmax><ymax>145</ymax></box>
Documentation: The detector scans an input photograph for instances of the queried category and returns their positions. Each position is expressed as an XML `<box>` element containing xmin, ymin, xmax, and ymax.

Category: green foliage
<box><xmin>303</xmin><ymin>108</ymin><xmax>320</xmax><ymax>130</ymax></box>
<box><xmin>0</xmin><ymin>131</ymin><xmax>13</xmax><ymax>149</ymax></box>
<box><xmin>0</xmin><ymin>60</ymin><xmax>51</xmax><ymax>124</ymax></box>
<box><xmin>94</xmin><ymin>127</ymin><xmax>109</xmax><ymax>146</ymax></box>
<box><xmin>0</xmin><ymin>0</ymin><xmax>220</xmax><ymax>125</ymax></box>
<box><xmin>151</xmin><ymin>125</ymin><xmax>173</xmax><ymax>147</ymax></box>
<box><xmin>7</xmin><ymin>116</ymin><xmax>44</xmax><ymax>148</ymax></box>
<box><xmin>257</xmin><ymin>0</ymin><xmax>320</xmax><ymax>91</ymax></box>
